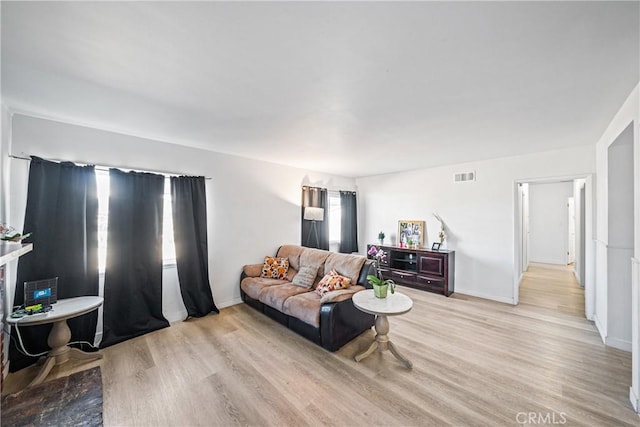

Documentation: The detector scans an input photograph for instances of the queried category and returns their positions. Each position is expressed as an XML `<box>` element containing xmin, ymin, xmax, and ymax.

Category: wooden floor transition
<box><xmin>4</xmin><ymin>264</ymin><xmax>639</xmax><ymax>426</ymax></box>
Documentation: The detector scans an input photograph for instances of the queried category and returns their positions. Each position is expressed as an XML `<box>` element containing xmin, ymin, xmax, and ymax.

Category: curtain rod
<box><xmin>9</xmin><ymin>154</ymin><xmax>213</xmax><ymax>180</ymax></box>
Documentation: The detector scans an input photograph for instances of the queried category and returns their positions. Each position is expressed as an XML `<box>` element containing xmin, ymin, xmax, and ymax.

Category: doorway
<box><xmin>513</xmin><ymin>175</ymin><xmax>594</xmax><ymax>316</ymax></box>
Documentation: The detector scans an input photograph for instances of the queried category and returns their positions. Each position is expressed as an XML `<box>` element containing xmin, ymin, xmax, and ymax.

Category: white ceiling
<box><xmin>2</xmin><ymin>2</ymin><xmax>638</xmax><ymax>177</ymax></box>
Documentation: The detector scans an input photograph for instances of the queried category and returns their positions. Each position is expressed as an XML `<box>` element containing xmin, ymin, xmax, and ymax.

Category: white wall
<box><xmin>5</xmin><ymin>113</ymin><xmax>356</xmax><ymax>324</ymax></box>
<box><xmin>356</xmin><ymin>145</ymin><xmax>595</xmax><ymax>304</ymax></box>
<box><xmin>528</xmin><ymin>182</ymin><xmax>574</xmax><ymax>265</ymax></box>
<box><xmin>605</xmin><ymin>124</ymin><xmax>634</xmax><ymax>353</ymax></box>
<box><xmin>593</xmin><ymin>83</ymin><xmax>639</xmax><ymax>412</ymax></box>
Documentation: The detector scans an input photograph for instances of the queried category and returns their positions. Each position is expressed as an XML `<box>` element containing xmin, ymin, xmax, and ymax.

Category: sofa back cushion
<box><xmin>324</xmin><ymin>253</ymin><xmax>367</xmax><ymax>286</ymax></box>
<box><xmin>276</xmin><ymin>245</ymin><xmax>304</xmax><ymax>271</ymax></box>
<box><xmin>299</xmin><ymin>247</ymin><xmax>331</xmax><ymax>282</ymax></box>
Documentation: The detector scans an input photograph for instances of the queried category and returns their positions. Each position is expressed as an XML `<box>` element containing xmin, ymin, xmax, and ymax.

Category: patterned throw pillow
<box><xmin>315</xmin><ymin>269</ymin><xmax>351</xmax><ymax>296</ymax></box>
<box><xmin>292</xmin><ymin>265</ymin><xmax>319</xmax><ymax>288</ymax></box>
<box><xmin>261</xmin><ymin>257</ymin><xmax>289</xmax><ymax>279</ymax></box>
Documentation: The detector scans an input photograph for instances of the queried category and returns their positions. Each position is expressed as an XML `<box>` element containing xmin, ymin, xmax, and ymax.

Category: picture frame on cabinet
<box><xmin>431</xmin><ymin>242</ymin><xmax>441</xmax><ymax>251</ymax></box>
<box><xmin>398</xmin><ymin>220</ymin><xmax>425</xmax><ymax>248</ymax></box>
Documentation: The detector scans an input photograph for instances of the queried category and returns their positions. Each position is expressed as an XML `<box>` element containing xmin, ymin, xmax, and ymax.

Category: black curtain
<box><xmin>10</xmin><ymin>157</ymin><xmax>99</xmax><ymax>372</ymax></box>
<box><xmin>339</xmin><ymin>191</ymin><xmax>359</xmax><ymax>253</ymax></box>
<box><xmin>170</xmin><ymin>176</ymin><xmax>218</xmax><ymax>318</ymax></box>
<box><xmin>301</xmin><ymin>186</ymin><xmax>329</xmax><ymax>250</ymax></box>
<box><xmin>101</xmin><ymin>169</ymin><xmax>169</xmax><ymax>348</ymax></box>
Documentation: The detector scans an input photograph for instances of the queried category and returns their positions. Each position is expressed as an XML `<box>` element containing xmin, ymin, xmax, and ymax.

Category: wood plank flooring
<box><xmin>4</xmin><ymin>264</ymin><xmax>639</xmax><ymax>426</ymax></box>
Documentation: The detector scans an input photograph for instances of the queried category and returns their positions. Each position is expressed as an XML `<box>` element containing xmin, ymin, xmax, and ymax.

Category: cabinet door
<box><xmin>418</xmin><ymin>254</ymin><xmax>445</xmax><ymax>276</ymax></box>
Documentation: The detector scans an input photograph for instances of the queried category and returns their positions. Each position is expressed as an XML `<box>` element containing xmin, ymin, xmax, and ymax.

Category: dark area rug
<box><xmin>2</xmin><ymin>366</ymin><xmax>103</xmax><ymax>427</ymax></box>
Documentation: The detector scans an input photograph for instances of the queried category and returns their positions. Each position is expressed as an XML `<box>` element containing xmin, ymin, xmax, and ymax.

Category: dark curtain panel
<box><xmin>339</xmin><ymin>191</ymin><xmax>359</xmax><ymax>253</ymax></box>
<box><xmin>10</xmin><ymin>157</ymin><xmax>99</xmax><ymax>372</ymax></box>
<box><xmin>301</xmin><ymin>186</ymin><xmax>328</xmax><ymax>250</ymax></box>
<box><xmin>170</xmin><ymin>176</ymin><xmax>218</xmax><ymax>318</ymax></box>
<box><xmin>101</xmin><ymin>169</ymin><xmax>169</xmax><ymax>348</ymax></box>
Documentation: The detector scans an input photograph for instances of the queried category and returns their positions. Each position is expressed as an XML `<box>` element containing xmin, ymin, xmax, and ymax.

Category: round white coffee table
<box><xmin>352</xmin><ymin>289</ymin><xmax>413</xmax><ymax>369</ymax></box>
<box><xmin>7</xmin><ymin>296</ymin><xmax>103</xmax><ymax>387</ymax></box>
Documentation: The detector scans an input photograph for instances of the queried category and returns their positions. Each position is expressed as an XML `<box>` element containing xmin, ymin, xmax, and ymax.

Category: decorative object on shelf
<box><xmin>303</xmin><ymin>207</ymin><xmax>324</xmax><ymax>248</ymax></box>
<box><xmin>433</xmin><ymin>213</ymin><xmax>446</xmax><ymax>245</ymax></box>
<box><xmin>0</xmin><ymin>224</ymin><xmax>31</xmax><ymax>242</ymax></box>
<box><xmin>378</xmin><ymin>231</ymin><xmax>385</xmax><ymax>245</ymax></box>
<box><xmin>398</xmin><ymin>220</ymin><xmax>424</xmax><ymax>248</ymax></box>
<box><xmin>431</xmin><ymin>242</ymin><xmax>441</xmax><ymax>251</ymax></box>
<box><xmin>367</xmin><ymin>245</ymin><xmax>396</xmax><ymax>298</ymax></box>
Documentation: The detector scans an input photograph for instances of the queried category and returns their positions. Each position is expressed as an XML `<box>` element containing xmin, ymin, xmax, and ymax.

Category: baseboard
<box><xmin>630</xmin><ymin>387</ymin><xmax>640</xmax><ymax>413</ymax></box>
<box><xmin>217</xmin><ymin>297</ymin><xmax>243</xmax><ymax>309</ymax></box>
<box><xmin>593</xmin><ymin>314</ymin><xmax>607</xmax><ymax>345</ymax></box>
<box><xmin>455</xmin><ymin>290</ymin><xmax>515</xmax><ymax>305</ymax></box>
<box><xmin>606</xmin><ymin>336</ymin><xmax>632</xmax><ymax>352</ymax></box>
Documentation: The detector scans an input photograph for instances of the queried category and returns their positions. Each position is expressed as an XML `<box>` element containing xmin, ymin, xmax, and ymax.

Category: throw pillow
<box><xmin>261</xmin><ymin>256</ymin><xmax>289</xmax><ymax>279</ymax></box>
<box><xmin>315</xmin><ymin>269</ymin><xmax>351</xmax><ymax>296</ymax></box>
<box><xmin>292</xmin><ymin>265</ymin><xmax>318</xmax><ymax>289</ymax></box>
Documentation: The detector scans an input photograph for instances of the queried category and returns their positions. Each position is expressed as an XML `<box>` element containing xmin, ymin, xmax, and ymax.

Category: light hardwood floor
<box><xmin>4</xmin><ymin>264</ymin><xmax>639</xmax><ymax>426</ymax></box>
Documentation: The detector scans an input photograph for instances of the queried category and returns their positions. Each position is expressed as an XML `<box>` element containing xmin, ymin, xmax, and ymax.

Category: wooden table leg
<box><xmin>27</xmin><ymin>319</ymin><xmax>101</xmax><ymax>387</ymax></box>
<box><xmin>354</xmin><ymin>314</ymin><xmax>412</xmax><ymax>368</ymax></box>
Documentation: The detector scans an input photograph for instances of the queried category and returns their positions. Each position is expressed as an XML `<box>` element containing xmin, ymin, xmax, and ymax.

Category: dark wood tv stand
<box><xmin>367</xmin><ymin>244</ymin><xmax>455</xmax><ymax>296</ymax></box>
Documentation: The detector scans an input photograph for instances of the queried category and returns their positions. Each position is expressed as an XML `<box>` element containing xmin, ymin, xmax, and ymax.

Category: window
<box><xmin>328</xmin><ymin>192</ymin><xmax>341</xmax><ymax>243</ymax></box>
<box><xmin>96</xmin><ymin>170</ymin><xmax>176</xmax><ymax>272</ymax></box>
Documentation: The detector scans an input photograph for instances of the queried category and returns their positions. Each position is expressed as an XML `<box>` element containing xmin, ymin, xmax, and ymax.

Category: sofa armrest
<box><xmin>356</xmin><ymin>260</ymin><xmax>375</xmax><ymax>288</ymax></box>
<box><xmin>242</xmin><ymin>264</ymin><xmax>263</xmax><ymax>278</ymax></box>
<box><xmin>320</xmin><ymin>285</ymin><xmax>366</xmax><ymax>304</ymax></box>
<box><xmin>320</xmin><ymin>297</ymin><xmax>375</xmax><ymax>351</ymax></box>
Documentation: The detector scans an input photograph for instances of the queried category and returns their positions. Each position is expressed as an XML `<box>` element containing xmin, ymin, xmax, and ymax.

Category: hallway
<box><xmin>519</xmin><ymin>262</ymin><xmax>585</xmax><ymax>318</ymax></box>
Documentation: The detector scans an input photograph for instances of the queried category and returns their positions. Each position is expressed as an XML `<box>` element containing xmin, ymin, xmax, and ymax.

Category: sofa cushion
<box><xmin>276</xmin><ymin>245</ymin><xmax>304</xmax><ymax>271</ymax></box>
<box><xmin>315</xmin><ymin>269</ymin><xmax>351</xmax><ymax>296</ymax></box>
<box><xmin>258</xmin><ymin>284</ymin><xmax>310</xmax><ymax>312</ymax></box>
<box><xmin>241</xmin><ymin>277</ymin><xmax>289</xmax><ymax>300</ymax></box>
<box><xmin>291</xmin><ymin>265</ymin><xmax>319</xmax><ymax>289</ymax></box>
<box><xmin>299</xmin><ymin>248</ymin><xmax>331</xmax><ymax>281</ymax></box>
<box><xmin>261</xmin><ymin>256</ymin><xmax>289</xmax><ymax>279</ymax></box>
<box><xmin>324</xmin><ymin>253</ymin><xmax>367</xmax><ymax>286</ymax></box>
<box><xmin>282</xmin><ymin>291</ymin><xmax>322</xmax><ymax>327</ymax></box>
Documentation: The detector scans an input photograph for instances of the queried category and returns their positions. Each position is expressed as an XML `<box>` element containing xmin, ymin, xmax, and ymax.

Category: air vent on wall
<box><xmin>454</xmin><ymin>171</ymin><xmax>476</xmax><ymax>183</ymax></box>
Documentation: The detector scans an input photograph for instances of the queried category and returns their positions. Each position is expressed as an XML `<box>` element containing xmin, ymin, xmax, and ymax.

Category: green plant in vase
<box><xmin>367</xmin><ymin>274</ymin><xmax>396</xmax><ymax>298</ymax></box>
<box><xmin>366</xmin><ymin>245</ymin><xmax>396</xmax><ymax>298</ymax></box>
<box><xmin>378</xmin><ymin>231</ymin><xmax>385</xmax><ymax>245</ymax></box>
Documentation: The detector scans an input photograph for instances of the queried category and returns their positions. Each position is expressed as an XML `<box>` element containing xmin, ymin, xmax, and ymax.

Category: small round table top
<box><xmin>7</xmin><ymin>296</ymin><xmax>104</xmax><ymax>326</ymax></box>
<box><xmin>352</xmin><ymin>290</ymin><xmax>413</xmax><ymax>316</ymax></box>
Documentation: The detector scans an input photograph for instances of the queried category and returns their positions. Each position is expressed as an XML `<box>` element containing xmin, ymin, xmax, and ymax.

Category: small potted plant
<box><xmin>378</xmin><ymin>231</ymin><xmax>385</xmax><ymax>245</ymax></box>
<box><xmin>367</xmin><ymin>246</ymin><xmax>396</xmax><ymax>298</ymax></box>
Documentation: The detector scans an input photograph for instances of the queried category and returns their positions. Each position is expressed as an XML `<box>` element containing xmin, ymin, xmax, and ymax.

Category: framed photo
<box><xmin>431</xmin><ymin>242</ymin><xmax>441</xmax><ymax>251</ymax></box>
<box><xmin>398</xmin><ymin>220</ymin><xmax>425</xmax><ymax>247</ymax></box>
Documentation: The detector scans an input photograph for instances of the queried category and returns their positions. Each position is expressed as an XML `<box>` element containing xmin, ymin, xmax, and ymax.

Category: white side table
<box><xmin>352</xmin><ymin>289</ymin><xmax>413</xmax><ymax>369</ymax></box>
<box><xmin>7</xmin><ymin>296</ymin><xmax>103</xmax><ymax>387</ymax></box>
